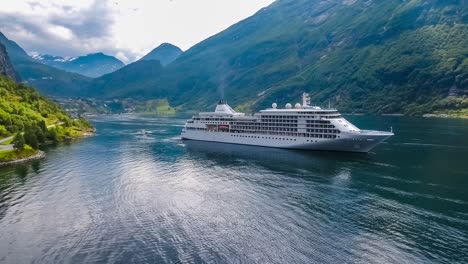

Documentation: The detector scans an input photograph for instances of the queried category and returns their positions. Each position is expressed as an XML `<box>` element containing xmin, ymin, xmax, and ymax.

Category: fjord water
<box><xmin>0</xmin><ymin>115</ymin><xmax>467</xmax><ymax>263</ymax></box>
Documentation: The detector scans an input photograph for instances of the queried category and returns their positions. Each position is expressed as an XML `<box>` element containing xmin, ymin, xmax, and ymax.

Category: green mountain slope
<box><xmin>0</xmin><ymin>76</ymin><xmax>75</xmax><ymax>136</ymax></box>
<box><xmin>88</xmin><ymin>60</ymin><xmax>164</xmax><ymax>98</ymax></box>
<box><xmin>0</xmin><ymin>32</ymin><xmax>91</xmax><ymax>97</ymax></box>
<box><xmin>0</xmin><ymin>73</ymin><xmax>95</xmax><ymax>163</ymax></box>
<box><xmin>0</xmin><ymin>42</ymin><xmax>92</xmax><ymax>141</ymax></box>
<box><xmin>89</xmin><ymin>0</ymin><xmax>468</xmax><ymax>115</ymax></box>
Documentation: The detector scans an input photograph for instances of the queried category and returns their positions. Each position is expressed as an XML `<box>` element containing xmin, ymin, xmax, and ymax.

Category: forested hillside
<box><xmin>87</xmin><ymin>0</ymin><xmax>468</xmax><ymax>115</ymax></box>
<box><xmin>0</xmin><ymin>75</ymin><xmax>92</xmax><ymax>138</ymax></box>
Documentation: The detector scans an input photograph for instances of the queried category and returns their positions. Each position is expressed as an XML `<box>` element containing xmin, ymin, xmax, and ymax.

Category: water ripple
<box><xmin>0</xmin><ymin>115</ymin><xmax>467</xmax><ymax>263</ymax></box>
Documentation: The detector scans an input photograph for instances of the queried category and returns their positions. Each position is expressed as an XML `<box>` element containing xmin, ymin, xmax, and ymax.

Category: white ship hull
<box><xmin>181</xmin><ymin>130</ymin><xmax>392</xmax><ymax>153</ymax></box>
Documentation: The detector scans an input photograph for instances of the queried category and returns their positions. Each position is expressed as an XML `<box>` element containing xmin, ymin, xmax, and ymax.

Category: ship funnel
<box><xmin>302</xmin><ymin>93</ymin><xmax>311</xmax><ymax>106</ymax></box>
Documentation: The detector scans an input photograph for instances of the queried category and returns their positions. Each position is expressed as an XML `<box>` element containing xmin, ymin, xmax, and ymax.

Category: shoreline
<box><xmin>0</xmin><ymin>130</ymin><xmax>95</xmax><ymax>168</ymax></box>
<box><xmin>423</xmin><ymin>113</ymin><xmax>468</xmax><ymax>119</ymax></box>
<box><xmin>0</xmin><ymin>151</ymin><xmax>46</xmax><ymax>167</ymax></box>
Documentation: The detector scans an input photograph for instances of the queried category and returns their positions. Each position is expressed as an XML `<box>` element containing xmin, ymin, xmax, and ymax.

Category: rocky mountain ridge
<box><xmin>0</xmin><ymin>43</ymin><xmax>19</xmax><ymax>81</ymax></box>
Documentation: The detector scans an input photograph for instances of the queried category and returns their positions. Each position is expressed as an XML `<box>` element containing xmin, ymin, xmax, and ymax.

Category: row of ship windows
<box><xmin>261</xmin><ymin>115</ymin><xmax>299</xmax><ymax>119</ymax></box>
<box><xmin>186</xmin><ymin>127</ymin><xmax>339</xmax><ymax>139</ymax></box>
<box><xmin>306</xmin><ymin>129</ymin><xmax>340</xmax><ymax>134</ymax></box>
<box><xmin>235</xmin><ymin>121</ymin><xmax>299</xmax><ymax>125</ymax></box>
<box><xmin>201</xmin><ymin>120</ymin><xmax>332</xmax><ymax>125</ymax></box>
<box><xmin>305</xmin><ymin>125</ymin><xmax>335</xmax><ymax>128</ymax></box>
<box><xmin>229</xmin><ymin>134</ymin><xmax>338</xmax><ymax>140</ymax></box>
<box><xmin>261</xmin><ymin>114</ymin><xmax>340</xmax><ymax>118</ymax></box>
<box><xmin>232</xmin><ymin>125</ymin><xmax>296</xmax><ymax>128</ymax></box>
<box><xmin>231</xmin><ymin>135</ymin><xmax>297</xmax><ymax>141</ymax></box>
<box><xmin>190</xmin><ymin>120</ymin><xmax>338</xmax><ymax>125</ymax></box>
<box><xmin>260</xmin><ymin>119</ymin><xmax>298</xmax><ymax>124</ymax></box>
<box><xmin>235</xmin><ymin>124</ymin><xmax>296</xmax><ymax>127</ymax></box>
<box><xmin>188</xmin><ymin>126</ymin><xmax>340</xmax><ymax>134</ymax></box>
<box><xmin>305</xmin><ymin>120</ymin><xmax>334</xmax><ymax>124</ymax></box>
<box><xmin>231</xmin><ymin>124</ymin><xmax>335</xmax><ymax>129</ymax></box>
<box><xmin>261</xmin><ymin>118</ymin><xmax>300</xmax><ymax>120</ymax></box>
<box><xmin>309</xmin><ymin>134</ymin><xmax>338</xmax><ymax>139</ymax></box>
<box><xmin>261</xmin><ymin>115</ymin><xmax>341</xmax><ymax>119</ymax></box>
<box><xmin>192</xmin><ymin>121</ymin><xmax>229</xmax><ymax>124</ymax></box>
<box><xmin>232</xmin><ymin>127</ymin><xmax>298</xmax><ymax>131</ymax></box>
<box><xmin>232</xmin><ymin>126</ymin><xmax>338</xmax><ymax>131</ymax></box>
<box><xmin>232</xmin><ymin>128</ymin><xmax>339</xmax><ymax>134</ymax></box>
<box><xmin>193</xmin><ymin>118</ymin><xmax>232</xmax><ymax>121</ymax></box>
<box><xmin>295</xmin><ymin>112</ymin><xmax>339</xmax><ymax>115</ymax></box>
<box><xmin>191</xmin><ymin>116</ymin><xmax>340</xmax><ymax>122</ymax></box>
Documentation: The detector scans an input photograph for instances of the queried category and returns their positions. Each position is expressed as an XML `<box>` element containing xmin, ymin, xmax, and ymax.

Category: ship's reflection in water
<box><xmin>184</xmin><ymin>139</ymin><xmax>368</xmax><ymax>177</ymax></box>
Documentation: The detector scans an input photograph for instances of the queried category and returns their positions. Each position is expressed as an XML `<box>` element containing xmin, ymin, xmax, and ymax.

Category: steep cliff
<box><xmin>0</xmin><ymin>43</ymin><xmax>19</xmax><ymax>81</ymax></box>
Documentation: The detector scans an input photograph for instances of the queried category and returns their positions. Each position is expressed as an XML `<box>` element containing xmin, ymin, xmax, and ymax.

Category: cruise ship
<box><xmin>181</xmin><ymin>93</ymin><xmax>393</xmax><ymax>153</ymax></box>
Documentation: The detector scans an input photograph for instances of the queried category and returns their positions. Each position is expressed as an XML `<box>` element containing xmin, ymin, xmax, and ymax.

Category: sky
<box><xmin>0</xmin><ymin>0</ymin><xmax>275</xmax><ymax>63</ymax></box>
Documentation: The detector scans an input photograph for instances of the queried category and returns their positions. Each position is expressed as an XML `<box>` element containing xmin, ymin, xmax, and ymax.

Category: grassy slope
<box><xmin>134</xmin><ymin>99</ymin><xmax>176</xmax><ymax>115</ymax></box>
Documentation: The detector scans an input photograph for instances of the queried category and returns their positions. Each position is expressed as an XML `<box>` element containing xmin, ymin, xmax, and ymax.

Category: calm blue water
<box><xmin>0</xmin><ymin>115</ymin><xmax>467</xmax><ymax>263</ymax></box>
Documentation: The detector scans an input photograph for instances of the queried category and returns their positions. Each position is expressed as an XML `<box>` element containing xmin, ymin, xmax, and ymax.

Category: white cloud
<box><xmin>0</xmin><ymin>0</ymin><xmax>275</xmax><ymax>63</ymax></box>
<box><xmin>47</xmin><ymin>25</ymin><xmax>74</xmax><ymax>40</ymax></box>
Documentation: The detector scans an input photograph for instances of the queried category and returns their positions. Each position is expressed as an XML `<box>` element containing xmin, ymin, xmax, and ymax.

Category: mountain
<box><xmin>0</xmin><ymin>32</ymin><xmax>90</xmax><ymax>97</ymax></box>
<box><xmin>88</xmin><ymin>0</ymin><xmax>468</xmax><ymax>115</ymax></box>
<box><xmin>0</xmin><ymin>43</ymin><xmax>19</xmax><ymax>81</ymax></box>
<box><xmin>139</xmin><ymin>43</ymin><xmax>183</xmax><ymax>66</ymax></box>
<box><xmin>88</xmin><ymin>60</ymin><xmax>164</xmax><ymax>98</ymax></box>
<box><xmin>32</xmin><ymin>52</ymin><xmax>125</xmax><ymax>78</ymax></box>
<box><xmin>0</xmin><ymin>32</ymin><xmax>31</xmax><ymax>62</ymax></box>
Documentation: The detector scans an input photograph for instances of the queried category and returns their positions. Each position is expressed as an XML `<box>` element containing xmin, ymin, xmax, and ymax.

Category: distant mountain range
<box><xmin>31</xmin><ymin>52</ymin><xmax>124</xmax><ymax>78</ymax></box>
<box><xmin>0</xmin><ymin>31</ymin><xmax>184</xmax><ymax>97</ymax></box>
<box><xmin>0</xmin><ymin>32</ymin><xmax>90</xmax><ymax>96</ymax></box>
<box><xmin>139</xmin><ymin>43</ymin><xmax>182</xmax><ymax>66</ymax></box>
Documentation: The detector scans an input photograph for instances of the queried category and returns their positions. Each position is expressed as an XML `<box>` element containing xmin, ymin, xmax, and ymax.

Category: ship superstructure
<box><xmin>181</xmin><ymin>93</ymin><xmax>393</xmax><ymax>153</ymax></box>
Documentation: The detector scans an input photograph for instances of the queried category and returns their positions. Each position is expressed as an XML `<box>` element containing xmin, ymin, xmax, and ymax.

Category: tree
<box><xmin>0</xmin><ymin>125</ymin><xmax>7</xmax><ymax>137</ymax></box>
<box><xmin>35</xmin><ymin>126</ymin><xmax>46</xmax><ymax>144</ymax></box>
<box><xmin>24</xmin><ymin>128</ymin><xmax>39</xmax><ymax>150</ymax></box>
<box><xmin>12</xmin><ymin>132</ymin><xmax>25</xmax><ymax>151</ymax></box>
<box><xmin>46</xmin><ymin>128</ymin><xmax>58</xmax><ymax>143</ymax></box>
<box><xmin>38</xmin><ymin>120</ymin><xmax>47</xmax><ymax>133</ymax></box>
